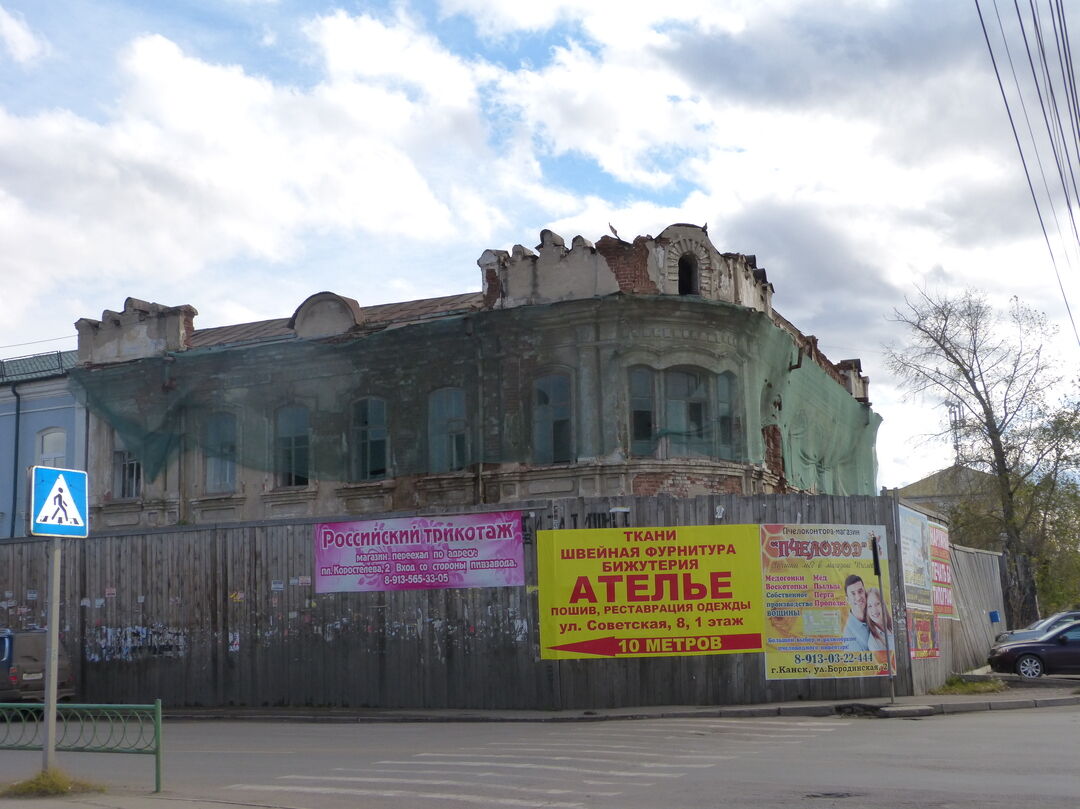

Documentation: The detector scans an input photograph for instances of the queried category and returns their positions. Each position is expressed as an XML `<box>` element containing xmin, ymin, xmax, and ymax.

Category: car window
<box><xmin>0</xmin><ymin>636</ymin><xmax>10</xmax><ymax>665</ymax></box>
<box><xmin>1060</xmin><ymin>626</ymin><xmax>1080</xmax><ymax>642</ymax></box>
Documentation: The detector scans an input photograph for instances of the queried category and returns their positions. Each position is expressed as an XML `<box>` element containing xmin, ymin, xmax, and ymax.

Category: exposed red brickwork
<box><xmin>762</xmin><ymin>424</ymin><xmax>788</xmax><ymax>493</ymax></box>
<box><xmin>631</xmin><ymin>472</ymin><xmax>745</xmax><ymax>498</ymax></box>
<box><xmin>482</xmin><ymin>266</ymin><xmax>502</xmax><ymax>309</ymax></box>
<box><xmin>595</xmin><ymin>235</ymin><xmax>660</xmax><ymax>294</ymax></box>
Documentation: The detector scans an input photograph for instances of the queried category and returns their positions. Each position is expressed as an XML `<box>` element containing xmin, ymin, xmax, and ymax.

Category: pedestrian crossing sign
<box><xmin>30</xmin><ymin>466</ymin><xmax>89</xmax><ymax>538</ymax></box>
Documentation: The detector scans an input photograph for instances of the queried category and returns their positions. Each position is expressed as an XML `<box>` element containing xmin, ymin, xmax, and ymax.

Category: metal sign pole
<box><xmin>42</xmin><ymin>535</ymin><xmax>61</xmax><ymax>772</ymax></box>
<box><xmin>871</xmin><ymin>534</ymin><xmax>896</xmax><ymax>705</ymax></box>
<box><xmin>27</xmin><ymin>465</ymin><xmax>87</xmax><ymax>775</ymax></box>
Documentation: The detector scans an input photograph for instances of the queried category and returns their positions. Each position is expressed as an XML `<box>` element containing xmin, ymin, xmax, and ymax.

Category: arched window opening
<box><xmin>678</xmin><ymin>253</ymin><xmax>699</xmax><ymax>295</ymax></box>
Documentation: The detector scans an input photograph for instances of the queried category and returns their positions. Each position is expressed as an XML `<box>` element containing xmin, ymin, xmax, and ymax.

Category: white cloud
<box><xmin>0</xmin><ymin>12</ymin><xmax>566</xmax><ymax>347</ymax></box>
<box><xmin>1</xmin><ymin>1</ymin><xmax>1077</xmax><ymax>493</ymax></box>
<box><xmin>0</xmin><ymin>5</ymin><xmax>48</xmax><ymax>64</ymax></box>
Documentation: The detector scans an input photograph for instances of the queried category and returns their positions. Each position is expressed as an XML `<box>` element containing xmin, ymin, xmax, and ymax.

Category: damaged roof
<box><xmin>188</xmin><ymin>292</ymin><xmax>484</xmax><ymax>349</ymax></box>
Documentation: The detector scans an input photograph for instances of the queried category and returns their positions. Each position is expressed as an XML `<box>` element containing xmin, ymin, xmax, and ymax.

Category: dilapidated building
<box><xmin>71</xmin><ymin>223</ymin><xmax>879</xmax><ymax>531</ymax></box>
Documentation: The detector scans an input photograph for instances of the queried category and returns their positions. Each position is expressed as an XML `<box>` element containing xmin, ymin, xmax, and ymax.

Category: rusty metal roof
<box><xmin>188</xmin><ymin>318</ymin><xmax>293</xmax><ymax>348</ymax></box>
<box><xmin>188</xmin><ymin>292</ymin><xmax>485</xmax><ymax>349</ymax></box>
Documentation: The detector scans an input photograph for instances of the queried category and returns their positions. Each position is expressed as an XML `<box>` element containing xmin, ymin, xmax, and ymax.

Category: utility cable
<box><xmin>976</xmin><ymin>0</ymin><xmax>1080</xmax><ymax>347</ymax></box>
<box><xmin>993</xmin><ymin>0</ymin><xmax>1074</xmax><ymax>273</ymax></box>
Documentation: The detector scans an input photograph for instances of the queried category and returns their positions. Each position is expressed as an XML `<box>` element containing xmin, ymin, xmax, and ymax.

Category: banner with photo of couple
<box><xmin>761</xmin><ymin>524</ymin><xmax>895</xmax><ymax>680</ymax></box>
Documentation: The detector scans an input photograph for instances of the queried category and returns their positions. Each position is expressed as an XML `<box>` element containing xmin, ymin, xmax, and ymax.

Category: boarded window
<box><xmin>275</xmin><ymin>405</ymin><xmax>309</xmax><ymax>487</ymax></box>
<box><xmin>352</xmin><ymin>397</ymin><xmax>388</xmax><ymax>481</ymax></box>
<box><xmin>205</xmin><ymin>412</ymin><xmax>237</xmax><ymax>493</ymax></box>
<box><xmin>629</xmin><ymin>367</ymin><xmax>656</xmax><ymax>456</ymax></box>
<box><xmin>37</xmin><ymin>429</ymin><xmax>66</xmax><ymax>468</ymax></box>
<box><xmin>429</xmin><ymin>388</ymin><xmax>467</xmax><ymax>473</ymax></box>
<box><xmin>533</xmin><ymin>373</ymin><xmax>572</xmax><ymax>464</ymax></box>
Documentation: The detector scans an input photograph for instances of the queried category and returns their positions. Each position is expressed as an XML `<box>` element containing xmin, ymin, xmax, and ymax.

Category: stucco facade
<box><xmin>70</xmin><ymin>224</ymin><xmax>880</xmax><ymax>531</ymax></box>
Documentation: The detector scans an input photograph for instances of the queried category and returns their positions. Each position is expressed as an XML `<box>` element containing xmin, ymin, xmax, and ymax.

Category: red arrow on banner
<box><xmin>548</xmin><ymin>636</ymin><xmax>621</xmax><ymax>656</ymax></box>
<box><xmin>548</xmin><ymin>633</ymin><xmax>764</xmax><ymax>657</ymax></box>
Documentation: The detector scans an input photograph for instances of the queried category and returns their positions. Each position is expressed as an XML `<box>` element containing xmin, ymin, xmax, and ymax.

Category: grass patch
<box><xmin>1</xmin><ymin>769</ymin><xmax>105</xmax><ymax>797</ymax></box>
<box><xmin>929</xmin><ymin>675</ymin><xmax>1007</xmax><ymax>695</ymax></box>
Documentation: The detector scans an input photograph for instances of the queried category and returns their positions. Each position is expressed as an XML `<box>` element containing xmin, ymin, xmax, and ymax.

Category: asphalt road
<box><xmin>2</xmin><ymin>707</ymin><xmax>1078</xmax><ymax>808</ymax></box>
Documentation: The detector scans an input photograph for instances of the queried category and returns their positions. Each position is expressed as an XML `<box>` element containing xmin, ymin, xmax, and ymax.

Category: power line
<box><xmin>0</xmin><ymin>335</ymin><xmax>77</xmax><ymax>351</ymax></box>
<box><xmin>976</xmin><ymin>0</ymin><xmax>1080</xmax><ymax>348</ymax></box>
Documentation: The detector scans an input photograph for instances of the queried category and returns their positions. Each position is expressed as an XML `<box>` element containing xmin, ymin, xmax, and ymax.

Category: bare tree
<box><xmin>887</xmin><ymin>289</ymin><xmax>1079</xmax><ymax>626</ymax></box>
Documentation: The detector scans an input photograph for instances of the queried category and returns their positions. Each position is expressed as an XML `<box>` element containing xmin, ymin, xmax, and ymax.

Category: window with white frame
<box><xmin>428</xmin><ymin>387</ymin><xmax>467</xmax><ymax>473</ymax></box>
<box><xmin>351</xmin><ymin>397</ymin><xmax>388</xmax><ymax>481</ymax></box>
<box><xmin>37</xmin><ymin>428</ymin><xmax>67</xmax><ymax>468</ymax></box>
<box><xmin>275</xmin><ymin>405</ymin><xmax>309</xmax><ymax>487</ymax></box>
<box><xmin>112</xmin><ymin>432</ymin><xmax>142</xmax><ymax>499</ymax></box>
<box><xmin>204</xmin><ymin>411</ymin><xmax>237</xmax><ymax>493</ymax></box>
<box><xmin>533</xmin><ymin>373</ymin><xmax>573</xmax><ymax>464</ymax></box>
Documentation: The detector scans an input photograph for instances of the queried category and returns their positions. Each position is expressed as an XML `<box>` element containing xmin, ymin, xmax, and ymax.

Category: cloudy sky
<box><xmin>1</xmin><ymin>0</ymin><xmax>1077</xmax><ymax>488</ymax></box>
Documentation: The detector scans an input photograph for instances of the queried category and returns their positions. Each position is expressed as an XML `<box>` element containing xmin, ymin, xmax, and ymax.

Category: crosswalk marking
<box><xmin>487</xmin><ymin>743</ymin><xmax>729</xmax><ymax>760</ymax></box>
<box><xmin>663</xmin><ymin>719</ymin><xmax>850</xmax><ymax>728</ymax></box>
<box><xmin>376</xmin><ymin>759</ymin><xmax>683</xmax><ymax>777</ymax></box>
<box><xmin>221</xmin><ymin>716</ymin><xmax>857</xmax><ymax>809</ymax></box>
<box><xmin>415</xmin><ymin>752</ymin><xmax>721</xmax><ymax>768</ymax></box>
<box><xmin>228</xmin><ymin>783</ymin><xmax>587</xmax><ymax>807</ymax></box>
<box><xmin>335</xmin><ymin>766</ymin><xmax>640</xmax><ymax>785</ymax></box>
<box><xmin>283</xmin><ymin>774</ymin><xmax>622</xmax><ymax>797</ymax></box>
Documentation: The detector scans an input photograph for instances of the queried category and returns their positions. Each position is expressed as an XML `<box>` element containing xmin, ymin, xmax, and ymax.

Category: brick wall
<box><xmin>596</xmin><ymin>235</ymin><xmax>660</xmax><ymax>294</ymax></box>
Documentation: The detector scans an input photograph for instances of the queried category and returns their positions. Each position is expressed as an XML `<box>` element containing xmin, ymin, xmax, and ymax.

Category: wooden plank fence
<box><xmin>0</xmin><ymin>494</ymin><xmax>1002</xmax><ymax>709</ymax></box>
<box><xmin>909</xmin><ymin>543</ymin><xmax>1007</xmax><ymax>695</ymax></box>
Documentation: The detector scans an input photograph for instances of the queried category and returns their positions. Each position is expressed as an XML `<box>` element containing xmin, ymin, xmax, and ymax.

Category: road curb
<box><xmin>940</xmin><ymin>701</ymin><xmax>989</xmax><ymax>713</ymax></box>
<box><xmin>162</xmin><ymin>693</ymin><xmax>1080</xmax><ymax>723</ymax></box>
<box><xmin>1035</xmin><ymin>696</ymin><xmax>1080</xmax><ymax>707</ymax></box>
<box><xmin>875</xmin><ymin>705</ymin><xmax>935</xmax><ymax>718</ymax></box>
<box><xmin>989</xmin><ymin>699</ymin><xmax>1037</xmax><ymax>710</ymax></box>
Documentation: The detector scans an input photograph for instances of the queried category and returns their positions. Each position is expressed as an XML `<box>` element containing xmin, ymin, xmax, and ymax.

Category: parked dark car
<box><xmin>994</xmin><ymin>610</ymin><xmax>1080</xmax><ymax>644</ymax></box>
<box><xmin>0</xmin><ymin>629</ymin><xmax>76</xmax><ymax>702</ymax></box>
<box><xmin>988</xmin><ymin>620</ymin><xmax>1080</xmax><ymax>679</ymax></box>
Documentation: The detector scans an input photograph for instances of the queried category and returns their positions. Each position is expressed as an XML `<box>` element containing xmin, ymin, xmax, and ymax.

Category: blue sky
<box><xmin>1</xmin><ymin>0</ymin><xmax>1077</xmax><ymax>488</ymax></box>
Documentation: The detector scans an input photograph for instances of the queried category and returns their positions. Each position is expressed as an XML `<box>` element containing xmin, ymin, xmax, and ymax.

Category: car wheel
<box><xmin>1015</xmin><ymin>654</ymin><xmax>1043</xmax><ymax>679</ymax></box>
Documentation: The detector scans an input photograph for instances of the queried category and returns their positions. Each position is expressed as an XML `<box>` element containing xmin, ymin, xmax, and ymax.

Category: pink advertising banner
<box><xmin>314</xmin><ymin>511</ymin><xmax>525</xmax><ymax>594</ymax></box>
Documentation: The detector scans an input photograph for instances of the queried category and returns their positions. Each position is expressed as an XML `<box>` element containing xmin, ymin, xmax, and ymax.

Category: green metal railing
<box><xmin>0</xmin><ymin>701</ymin><xmax>163</xmax><ymax>792</ymax></box>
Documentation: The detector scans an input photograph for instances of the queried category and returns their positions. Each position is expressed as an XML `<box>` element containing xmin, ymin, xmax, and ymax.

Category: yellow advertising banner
<box><xmin>537</xmin><ymin>525</ymin><xmax>765</xmax><ymax>659</ymax></box>
<box><xmin>761</xmin><ymin>524</ymin><xmax>894</xmax><ymax>680</ymax></box>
